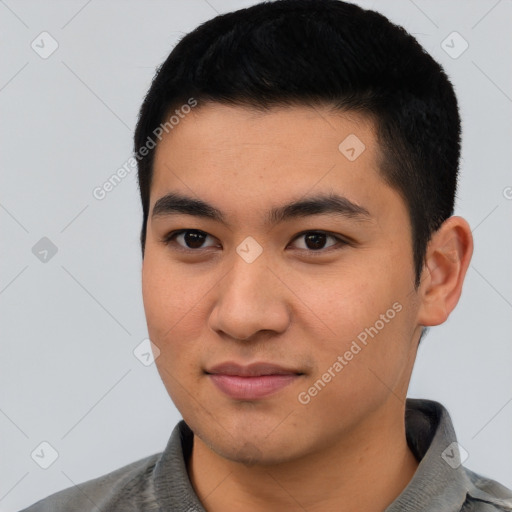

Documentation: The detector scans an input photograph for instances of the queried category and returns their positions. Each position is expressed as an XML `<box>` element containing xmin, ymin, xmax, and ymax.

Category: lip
<box><xmin>206</xmin><ymin>362</ymin><xmax>303</xmax><ymax>400</ymax></box>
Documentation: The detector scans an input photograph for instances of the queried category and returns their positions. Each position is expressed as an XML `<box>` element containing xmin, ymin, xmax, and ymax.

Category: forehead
<box><xmin>154</xmin><ymin>102</ymin><xmax>376</xmax><ymax>161</ymax></box>
<box><xmin>150</xmin><ymin>103</ymin><xmax>404</xmax><ymax>225</ymax></box>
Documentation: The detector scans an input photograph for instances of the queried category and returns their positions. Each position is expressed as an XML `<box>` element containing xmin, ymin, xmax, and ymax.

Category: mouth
<box><xmin>205</xmin><ymin>362</ymin><xmax>304</xmax><ymax>400</ymax></box>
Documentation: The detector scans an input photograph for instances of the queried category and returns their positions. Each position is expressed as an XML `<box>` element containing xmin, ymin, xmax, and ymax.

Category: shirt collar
<box><xmin>385</xmin><ymin>398</ymin><xmax>472</xmax><ymax>511</ymax></box>
<box><xmin>152</xmin><ymin>399</ymin><xmax>495</xmax><ymax>511</ymax></box>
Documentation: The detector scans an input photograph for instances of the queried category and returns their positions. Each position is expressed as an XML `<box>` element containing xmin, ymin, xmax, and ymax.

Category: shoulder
<box><xmin>463</xmin><ymin>466</ymin><xmax>512</xmax><ymax>511</ymax></box>
<box><xmin>20</xmin><ymin>452</ymin><xmax>162</xmax><ymax>512</ymax></box>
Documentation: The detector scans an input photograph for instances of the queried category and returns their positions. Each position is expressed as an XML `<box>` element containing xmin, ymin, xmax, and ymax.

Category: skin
<box><xmin>142</xmin><ymin>103</ymin><xmax>473</xmax><ymax>512</ymax></box>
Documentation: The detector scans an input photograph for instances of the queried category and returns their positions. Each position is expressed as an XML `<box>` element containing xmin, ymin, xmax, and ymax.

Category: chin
<box><xmin>211</xmin><ymin>438</ymin><xmax>294</xmax><ymax>467</ymax></box>
<box><xmin>193</xmin><ymin>419</ymin><xmax>308</xmax><ymax>468</ymax></box>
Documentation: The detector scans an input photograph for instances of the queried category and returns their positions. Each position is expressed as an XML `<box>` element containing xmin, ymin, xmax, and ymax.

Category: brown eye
<box><xmin>182</xmin><ymin>230</ymin><xmax>207</xmax><ymax>248</ymax></box>
<box><xmin>164</xmin><ymin>229</ymin><xmax>218</xmax><ymax>250</ymax></box>
<box><xmin>304</xmin><ymin>232</ymin><xmax>328</xmax><ymax>250</ymax></box>
<box><xmin>291</xmin><ymin>231</ymin><xmax>342</xmax><ymax>252</ymax></box>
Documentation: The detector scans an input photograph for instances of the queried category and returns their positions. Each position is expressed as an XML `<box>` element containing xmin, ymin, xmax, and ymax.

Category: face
<box><xmin>142</xmin><ymin>103</ymin><xmax>423</xmax><ymax>465</ymax></box>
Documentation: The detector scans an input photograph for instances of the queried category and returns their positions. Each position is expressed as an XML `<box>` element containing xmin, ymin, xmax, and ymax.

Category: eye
<box><xmin>289</xmin><ymin>231</ymin><xmax>347</xmax><ymax>252</ymax></box>
<box><xmin>162</xmin><ymin>229</ymin><xmax>348</xmax><ymax>254</ymax></box>
<box><xmin>163</xmin><ymin>229</ymin><xmax>219</xmax><ymax>250</ymax></box>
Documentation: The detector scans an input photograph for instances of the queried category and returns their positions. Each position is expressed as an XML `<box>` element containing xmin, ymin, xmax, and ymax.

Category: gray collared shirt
<box><xmin>21</xmin><ymin>399</ymin><xmax>512</xmax><ymax>511</ymax></box>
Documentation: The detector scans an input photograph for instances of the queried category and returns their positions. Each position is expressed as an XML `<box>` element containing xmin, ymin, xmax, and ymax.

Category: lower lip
<box><xmin>208</xmin><ymin>374</ymin><xmax>299</xmax><ymax>400</ymax></box>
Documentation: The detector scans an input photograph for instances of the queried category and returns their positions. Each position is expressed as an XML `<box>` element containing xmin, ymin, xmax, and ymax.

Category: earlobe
<box><xmin>417</xmin><ymin>216</ymin><xmax>473</xmax><ymax>327</ymax></box>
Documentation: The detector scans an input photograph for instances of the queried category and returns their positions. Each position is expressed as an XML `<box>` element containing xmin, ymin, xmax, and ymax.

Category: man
<box><xmin>22</xmin><ymin>0</ymin><xmax>512</xmax><ymax>510</ymax></box>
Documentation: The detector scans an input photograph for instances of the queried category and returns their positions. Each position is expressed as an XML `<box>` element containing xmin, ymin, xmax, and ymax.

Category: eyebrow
<box><xmin>151</xmin><ymin>191</ymin><xmax>371</xmax><ymax>226</ymax></box>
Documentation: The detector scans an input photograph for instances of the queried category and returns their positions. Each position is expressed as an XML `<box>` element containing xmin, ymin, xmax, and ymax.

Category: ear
<box><xmin>417</xmin><ymin>216</ymin><xmax>473</xmax><ymax>327</ymax></box>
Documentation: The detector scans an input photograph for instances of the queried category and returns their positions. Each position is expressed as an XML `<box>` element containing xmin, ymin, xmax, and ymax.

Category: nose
<box><xmin>208</xmin><ymin>252</ymin><xmax>291</xmax><ymax>342</ymax></box>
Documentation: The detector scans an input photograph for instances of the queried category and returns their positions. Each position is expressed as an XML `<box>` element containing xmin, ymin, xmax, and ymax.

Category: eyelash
<box><xmin>161</xmin><ymin>229</ymin><xmax>350</xmax><ymax>256</ymax></box>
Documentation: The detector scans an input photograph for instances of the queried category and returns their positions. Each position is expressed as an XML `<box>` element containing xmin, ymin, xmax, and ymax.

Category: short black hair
<box><xmin>134</xmin><ymin>0</ymin><xmax>461</xmax><ymax>287</ymax></box>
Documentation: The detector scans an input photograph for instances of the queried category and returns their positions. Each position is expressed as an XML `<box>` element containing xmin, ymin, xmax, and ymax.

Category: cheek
<box><xmin>299</xmin><ymin>304</ymin><xmax>414</xmax><ymax>425</ymax></box>
<box><xmin>304</xmin><ymin>269</ymin><xmax>385</xmax><ymax>340</ymax></box>
<box><xmin>142</xmin><ymin>255</ymin><xmax>207</xmax><ymax>407</ymax></box>
<box><xmin>142</xmin><ymin>250</ymin><xmax>205</xmax><ymax>356</ymax></box>
<box><xmin>305</xmin><ymin>263</ymin><xmax>415</xmax><ymax>379</ymax></box>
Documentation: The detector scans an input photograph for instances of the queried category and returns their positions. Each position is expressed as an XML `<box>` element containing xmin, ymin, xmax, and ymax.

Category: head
<box><xmin>135</xmin><ymin>0</ymin><xmax>472</xmax><ymax>466</ymax></box>
<box><xmin>135</xmin><ymin>0</ymin><xmax>461</xmax><ymax>287</ymax></box>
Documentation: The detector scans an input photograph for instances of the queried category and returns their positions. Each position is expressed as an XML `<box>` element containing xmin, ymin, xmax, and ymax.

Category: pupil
<box><xmin>305</xmin><ymin>232</ymin><xmax>326</xmax><ymax>250</ymax></box>
<box><xmin>185</xmin><ymin>230</ymin><xmax>205</xmax><ymax>248</ymax></box>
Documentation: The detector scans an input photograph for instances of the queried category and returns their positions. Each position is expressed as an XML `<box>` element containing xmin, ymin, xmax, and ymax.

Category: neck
<box><xmin>187</xmin><ymin>401</ymin><xmax>419</xmax><ymax>512</ymax></box>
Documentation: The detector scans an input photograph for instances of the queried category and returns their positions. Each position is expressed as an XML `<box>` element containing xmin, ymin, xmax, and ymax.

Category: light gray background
<box><xmin>1</xmin><ymin>0</ymin><xmax>511</xmax><ymax>510</ymax></box>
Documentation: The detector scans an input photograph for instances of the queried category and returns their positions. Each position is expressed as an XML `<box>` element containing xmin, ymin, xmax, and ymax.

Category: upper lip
<box><xmin>205</xmin><ymin>362</ymin><xmax>303</xmax><ymax>377</ymax></box>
